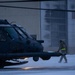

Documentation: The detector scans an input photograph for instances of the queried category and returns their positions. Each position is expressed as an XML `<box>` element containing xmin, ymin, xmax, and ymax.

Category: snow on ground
<box><xmin>0</xmin><ymin>54</ymin><xmax>75</xmax><ymax>75</ymax></box>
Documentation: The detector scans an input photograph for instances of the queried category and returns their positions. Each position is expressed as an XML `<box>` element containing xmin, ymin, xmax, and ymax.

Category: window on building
<box><xmin>72</xmin><ymin>12</ymin><xmax>75</xmax><ymax>19</ymax></box>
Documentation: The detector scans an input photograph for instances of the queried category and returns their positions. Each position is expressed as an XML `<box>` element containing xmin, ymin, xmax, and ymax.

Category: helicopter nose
<box><xmin>34</xmin><ymin>42</ymin><xmax>44</xmax><ymax>52</ymax></box>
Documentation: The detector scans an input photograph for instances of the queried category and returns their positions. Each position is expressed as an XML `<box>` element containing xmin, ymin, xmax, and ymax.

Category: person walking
<box><xmin>58</xmin><ymin>40</ymin><xmax>67</xmax><ymax>63</ymax></box>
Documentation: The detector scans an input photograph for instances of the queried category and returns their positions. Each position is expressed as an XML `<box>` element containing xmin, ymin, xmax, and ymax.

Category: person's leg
<box><xmin>59</xmin><ymin>56</ymin><xmax>63</xmax><ymax>63</ymax></box>
<box><xmin>63</xmin><ymin>55</ymin><xmax>67</xmax><ymax>63</ymax></box>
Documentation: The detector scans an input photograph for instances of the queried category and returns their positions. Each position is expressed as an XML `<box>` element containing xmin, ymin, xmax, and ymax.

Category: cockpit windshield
<box><xmin>4</xmin><ymin>27</ymin><xmax>19</xmax><ymax>39</ymax></box>
<box><xmin>20</xmin><ymin>27</ymin><xmax>33</xmax><ymax>39</ymax></box>
<box><xmin>0</xmin><ymin>27</ymin><xmax>19</xmax><ymax>41</ymax></box>
<box><xmin>13</xmin><ymin>26</ymin><xmax>33</xmax><ymax>39</ymax></box>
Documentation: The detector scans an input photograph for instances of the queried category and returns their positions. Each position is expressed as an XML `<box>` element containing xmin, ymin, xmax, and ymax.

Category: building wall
<box><xmin>41</xmin><ymin>0</ymin><xmax>75</xmax><ymax>54</ymax></box>
<box><xmin>67</xmin><ymin>0</ymin><xmax>75</xmax><ymax>54</ymax></box>
<box><xmin>0</xmin><ymin>0</ymin><xmax>41</xmax><ymax>40</ymax></box>
<box><xmin>41</xmin><ymin>0</ymin><xmax>68</xmax><ymax>52</ymax></box>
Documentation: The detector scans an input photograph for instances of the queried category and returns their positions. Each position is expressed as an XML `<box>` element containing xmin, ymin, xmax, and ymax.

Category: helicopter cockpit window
<box><xmin>0</xmin><ymin>28</ymin><xmax>8</xmax><ymax>41</ymax></box>
<box><xmin>4</xmin><ymin>27</ymin><xmax>19</xmax><ymax>39</ymax></box>
<box><xmin>14</xmin><ymin>27</ymin><xmax>27</xmax><ymax>39</ymax></box>
<box><xmin>20</xmin><ymin>27</ymin><xmax>33</xmax><ymax>39</ymax></box>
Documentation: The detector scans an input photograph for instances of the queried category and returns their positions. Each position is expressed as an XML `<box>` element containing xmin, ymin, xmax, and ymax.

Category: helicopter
<box><xmin>0</xmin><ymin>19</ymin><xmax>61</xmax><ymax>68</ymax></box>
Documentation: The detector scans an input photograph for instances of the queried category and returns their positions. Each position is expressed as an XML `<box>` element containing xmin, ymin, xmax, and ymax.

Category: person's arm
<box><xmin>57</xmin><ymin>44</ymin><xmax>61</xmax><ymax>52</ymax></box>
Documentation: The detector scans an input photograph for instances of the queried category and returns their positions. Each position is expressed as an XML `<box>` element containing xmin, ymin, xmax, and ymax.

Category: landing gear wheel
<box><xmin>33</xmin><ymin>57</ymin><xmax>39</xmax><ymax>61</ymax></box>
<box><xmin>41</xmin><ymin>56</ymin><xmax>51</xmax><ymax>60</ymax></box>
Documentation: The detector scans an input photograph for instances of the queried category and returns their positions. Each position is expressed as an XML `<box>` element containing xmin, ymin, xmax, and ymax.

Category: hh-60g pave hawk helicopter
<box><xmin>0</xmin><ymin>19</ymin><xmax>61</xmax><ymax>68</ymax></box>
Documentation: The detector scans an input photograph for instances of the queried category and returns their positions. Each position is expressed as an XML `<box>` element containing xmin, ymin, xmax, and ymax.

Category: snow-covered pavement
<box><xmin>0</xmin><ymin>55</ymin><xmax>75</xmax><ymax>75</ymax></box>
